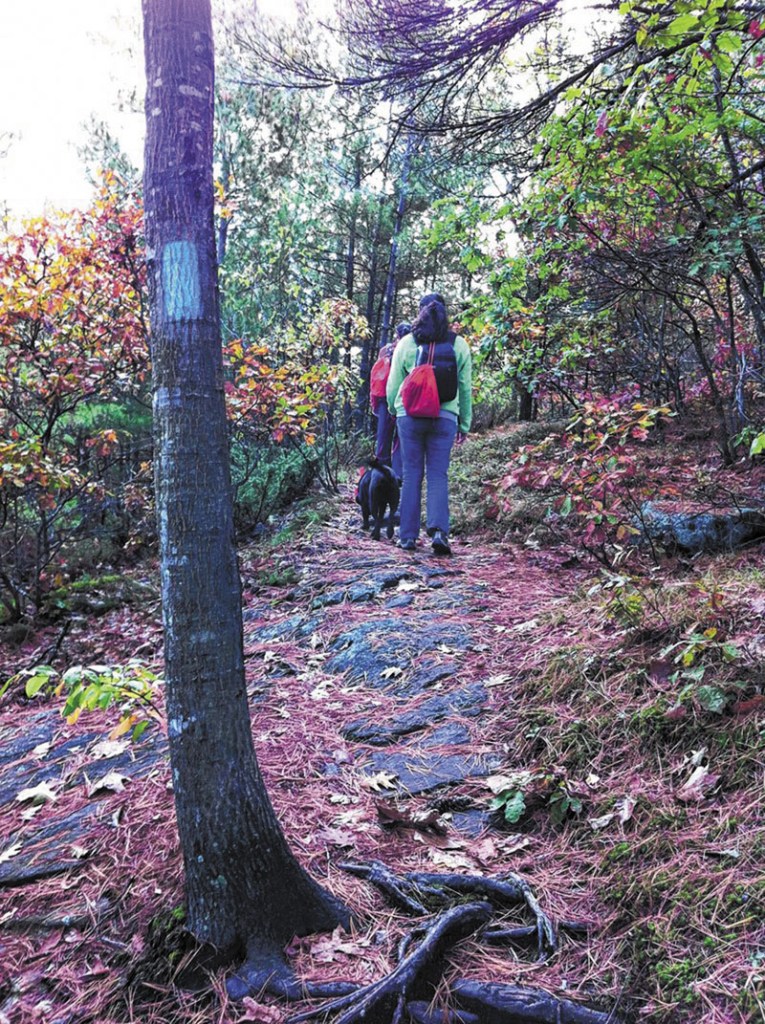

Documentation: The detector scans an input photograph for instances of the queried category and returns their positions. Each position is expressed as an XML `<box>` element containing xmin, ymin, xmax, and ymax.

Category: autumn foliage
<box><xmin>0</xmin><ymin>177</ymin><xmax>148</xmax><ymax>620</ymax></box>
<box><xmin>0</xmin><ymin>177</ymin><xmax>370</xmax><ymax>620</ymax></box>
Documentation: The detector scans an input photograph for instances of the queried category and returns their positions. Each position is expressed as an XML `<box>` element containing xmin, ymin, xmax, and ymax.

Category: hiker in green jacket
<box><xmin>386</xmin><ymin>293</ymin><xmax>472</xmax><ymax>555</ymax></box>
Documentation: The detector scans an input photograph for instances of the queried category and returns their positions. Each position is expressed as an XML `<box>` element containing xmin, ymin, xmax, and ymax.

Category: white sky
<box><xmin>0</xmin><ymin>0</ymin><xmax>605</xmax><ymax>221</ymax></box>
<box><xmin>0</xmin><ymin>0</ymin><xmax>146</xmax><ymax>220</ymax></box>
<box><xmin>0</xmin><ymin>0</ymin><xmax>301</xmax><ymax>221</ymax></box>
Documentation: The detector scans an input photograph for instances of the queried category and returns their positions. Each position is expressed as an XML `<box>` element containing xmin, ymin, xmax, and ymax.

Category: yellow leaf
<box><xmin>108</xmin><ymin>715</ymin><xmax>137</xmax><ymax>741</ymax></box>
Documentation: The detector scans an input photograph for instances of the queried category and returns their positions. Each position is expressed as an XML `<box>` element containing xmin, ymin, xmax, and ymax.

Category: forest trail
<box><xmin>2</xmin><ymin>481</ymin><xmax>761</xmax><ymax>1022</ymax></box>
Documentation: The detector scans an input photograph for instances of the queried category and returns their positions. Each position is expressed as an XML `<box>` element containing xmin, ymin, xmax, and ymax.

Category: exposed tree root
<box><xmin>285</xmin><ymin>902</ymin><xmax>493</xmax><ymax>1024</ymax></box>
<box><xmin>340</xmin><ymin>860</ymin><xmax>557</xmax><ymax>960</ymax></box>
<box><xmin>226</xmin><ymin>863</ymin><xmax>618</xmax><ymax>1023</ymax></box>
<box><xmin>227</xmin><ymin>938</ymin><xmax>358</xmax><ymax>1002</ymax></box>
<box><xmin>0</xmin><ymin>860</ymin><xmax>81</xmax><ymax>888</ymax></box>
<box><xmin>452</xmin><ymin>980</ymin><xmax>619</xmax><ymax>1023</ymax></box>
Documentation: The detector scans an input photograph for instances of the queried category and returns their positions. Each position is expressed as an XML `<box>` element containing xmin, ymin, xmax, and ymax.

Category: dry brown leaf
<box><xmin>314</xmin><ymin>826</ymin><xmax>357</xmax><ymax>848</ymax></box>
<box><xmin>499</xmin><ymin>834</ymin><xmax>532</xmax><ymax>855</ymax></box>
<box><xmin>374</xmin><ymin>800</ymin><xmax>449</xmax><ymax>835</ymax></box>
<box><xmin>85</xmin><ymin>771</ymin><xmax>129</xmax><ymax>797</ymax></box>
<box><xmin>616</xmin><ymin>795</ymin><xmax>636</xmax><ymax>823</ymax></box>
<box><xmin>676</xmin><ymin>765</ymin><xmax>720</xmax><ymax>803</ymax></box>
<box><xmin>472</xmin><ymin>837</ymin><xmax>498</xmax><ymax>862</ymax></box>
<box><xmin>240</xmin><ymin>997</ymin><xmax>283</xmax><ymax>1023</ymax></box>
<box><xmin>360</xmin><ymin>771</ymin><xmax>398</xmax><ymax>792</ymax></box>
<box><xmin>486</xmin><ymin>673</ymin><xmax>512</xmax><ymax>687</ymax></box>
<box><xmin>588</xmin><ymin>813</ymin><xmax>615</xmax><ymax>831</ymax></box>
<box><xmin>0</xmin><ymin>841</ymin><xmax>22</xmax><ymax>864</ymax></box>
<box><xmin>90</xmin><ymin>738</ymin><xmax>130</xmax><ymax>760</ymax></box>
<box><xmin>308</xmin><ymin>925</ymin><xmax>367</xmax><ymax>964</ymax></box>
<box><xmin>16</xmin><ymin>781</ymin><xmax>58</xmax><ymax>805</ymax></box>
<box><xmin>429</xmin><ymin>849</ymin><xmax>475</xmax><ymax>869</ymax></box>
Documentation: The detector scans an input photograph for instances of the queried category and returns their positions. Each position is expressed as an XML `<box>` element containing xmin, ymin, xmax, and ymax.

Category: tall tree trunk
<box><xmin>141</xmin><ymin>0</ymin><xmax>349</xmax><ymax>983</ymax></box>
<box><xmin>357</xmin><ymin>191</ymin><xmax>387</xmax><ymax>429</ymax></box>
<box><xmin>379</xmin><ymin>133</ymin><xmax>415</xmax><ymax>351</ymax></box>
<box><xmin>344</xmin><ymin>152</ymin><xmax>360</xmax><ymax>430</ymax></box>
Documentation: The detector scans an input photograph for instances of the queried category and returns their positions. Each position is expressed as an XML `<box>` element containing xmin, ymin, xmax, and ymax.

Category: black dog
<box><xmin>355</xmin><ymin>457</ymin><xmax>401</xmax><ymax>540</ymax></box>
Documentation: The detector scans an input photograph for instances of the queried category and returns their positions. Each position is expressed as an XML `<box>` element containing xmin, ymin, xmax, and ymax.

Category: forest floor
<box><xmin>0</xmin><ymin>423</ymin><xmax>763</xmax><ymax>1024</ymax></box>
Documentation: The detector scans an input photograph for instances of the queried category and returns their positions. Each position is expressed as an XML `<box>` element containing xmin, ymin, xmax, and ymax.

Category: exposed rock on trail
<box><xmin>0</xmin><ymin>495</ymin><xmax>617</xmax><ymax>1023</ymax></box>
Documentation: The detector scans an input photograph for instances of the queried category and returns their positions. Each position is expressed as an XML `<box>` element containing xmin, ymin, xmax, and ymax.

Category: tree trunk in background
<box><xmin>357</xmin><ymin>192</ymin><xmax>386</xmax><ymax>429</ymax></box>
<box><xmin>141</xmin><ymin>0</ymin><xmax>349</xmax><ymax>978</ymax></box>
<box><xmin>344</xmin><ymin>152</ymin><xmax>360</xmax><ymax>430</ymax></box>
<box><xmin>379</xmin><ymin>133</ymin><xmax>415</xmax><ymax>351</ymax></box>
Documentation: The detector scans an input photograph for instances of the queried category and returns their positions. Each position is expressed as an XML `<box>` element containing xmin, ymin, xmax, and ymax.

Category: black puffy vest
<box><xmin>414</xmin><ymin>331</ymin><xmax>458</xmax><ymax>403</ymax></box>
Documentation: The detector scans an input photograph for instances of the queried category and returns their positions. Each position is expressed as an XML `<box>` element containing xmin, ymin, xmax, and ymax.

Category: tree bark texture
<box><xmin>379</xmin><ymin>133</ymin><xmax>415</xmax><ymax>351</ymax></box>
<box><xmin>142</xmin><ymin>0</ymin><xmax>348</xmax><ymax>958</ymax></box>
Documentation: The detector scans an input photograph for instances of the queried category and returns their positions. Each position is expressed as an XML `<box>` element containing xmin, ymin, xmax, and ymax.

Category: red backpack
<box><xmin>369</xmin><ymin>344</ymin><xmax>394</xmax><ymax>405</ymax></box>
<box><xmin>400</xmin><ymin>343</ymin><xmax>442</xmax><ymax>417</ymax></box>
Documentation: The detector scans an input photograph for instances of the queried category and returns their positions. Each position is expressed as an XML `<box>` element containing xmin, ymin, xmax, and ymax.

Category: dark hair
<box><xmin>419</xmin><ymin>292</ymin><xmax>446</xmax><ymax>311</ymax></box>
<box><xmin>411</xmin><ymin>300</ymin><xmax>449</xmax><ymax>345</ymax></box>
<box><xmin>395</xmin><ymin>321</ymin><xmax>412</xmax><ymax>339</ymax></box>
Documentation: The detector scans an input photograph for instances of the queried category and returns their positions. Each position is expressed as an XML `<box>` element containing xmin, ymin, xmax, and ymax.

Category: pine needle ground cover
<box><xmin>0</xmin><ymin>423</ymin><xmax>762</xmax><ymax>1023</ymax></box>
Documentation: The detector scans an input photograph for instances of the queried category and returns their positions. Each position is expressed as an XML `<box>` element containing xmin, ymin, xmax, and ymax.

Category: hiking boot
<box><xmin>399</xmin><ymin>538</ymin><xmax>416</xmax><ymax>551</ymax></box>
<box><xmin>431</xmin><ymin>529</ymin><xmax>451</xmax><ymax>556</ymax></box>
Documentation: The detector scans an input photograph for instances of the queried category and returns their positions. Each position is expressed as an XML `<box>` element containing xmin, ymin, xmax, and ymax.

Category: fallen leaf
<box><xmin>499</xmin><ymin>834</ymin><xmax>532</xmax><ymax>855</ymax></box>
<box><xmin>510</xmin><ymin>618</ymin><xmax>539</xmax><ymax>633</ymax></box>
<box><xmin>361</xmin><ymin>771</ymin><xmax>397</xmax><ymax>792</ymax></box>
<box><xmin>429</xmin><ymin>849</ymin><xmax>475</xmax><ymax>869</ymax></box>
<box><xmin>71</xmin><ymin>844</ymin><xmax>89</xmax><ymax>859</ymax></box>
<box><xmin>412</xmin><ymin>831</ymin><xmax>465</xmax><ymax>851</ymax></box>
<box><xmin>0</xmin><ymin>841</ymin><xmax>22</xmax><ymax>864</ymax></box>
<box><xmin>704</xmin><ymin>847</ymin><xmax>740</xmax><ymax>860</ymax></box>
<box><xmin>472</xmin><ymin>837</ymin><xmax>498</xmax><ymax>862</ymax></box>
<box><xmin>374</xmin><ymin>800</ymin><xmax>449</xmax><ymax>835</ymax></box>
<box><xmin>240</xmin><ymin>997</ymin><xmax>283</xmax><ymax>1023</ymax></box>
<box><xmin>380</xmin><ymin>666</ymin><xmax>403</xmax><ymax>680</ymax></box>
<box><xmin>308</xmin><ymin>925</ymin><xmax>366</xmax><ymax>964</ymax></box>
<box><xmin>676</xmin><ymin>765</ymin><xmax>720</xmax><ymax>803</ymax></box>
<box><xmin>588</xmin><ymin>813</ymin><xmax>615</xmax><ymax>831</ymax></box>
<box><xmin>616</xmin><ymin>795</ymin><xmax>636</xmax><ymax>823</ymax></box>
<box><xmin>16</xmin><ymin>781</ymin><xmax>58</xmax><ymax>806</ymax></box>
<box><xmin>485</xmin><ymin>771</ymin><xmax>537</xmax><ymax>794</ymax></box>
<box><xmin>85</xmin><ymin>771</ymin><xmax>129</xmax><ymax>797</ymax></box>
<box><xmin>90</xmin><ymin>738</ymin><xmax>130</xmax><ymax>760</ymax></box>
<box><xmin>485</xmin><ymin>674</ymin><xmax>512</xmax><ymax>687</ymax></box>
<box><xmin>32</xmin><ymin>742</ymin><xmax>51</xmax><ymax>758</ymax></box>
<box><xmin>314</xmin><ymin>826</ymin><xmax>356</xmax><ymax>848</ymax></box>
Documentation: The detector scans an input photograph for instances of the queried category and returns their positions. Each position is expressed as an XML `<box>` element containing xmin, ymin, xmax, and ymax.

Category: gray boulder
<box><xmin>638</xmin><ymin>502</ymin><xmax>765</xmax><ymax>555</ymax></box>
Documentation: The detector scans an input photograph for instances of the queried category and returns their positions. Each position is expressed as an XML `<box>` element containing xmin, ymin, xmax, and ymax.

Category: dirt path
<box><xmin>0</xmin><ymin>494</ymin><xmax>623</xmax><ymax>1022</ymax></box>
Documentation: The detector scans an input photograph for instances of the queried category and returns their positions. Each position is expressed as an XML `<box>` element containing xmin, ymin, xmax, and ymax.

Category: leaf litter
<box><xmin>0</xmin><ymin>459</ymin><xmax>763</xmax><ymax>1023</ymax></box>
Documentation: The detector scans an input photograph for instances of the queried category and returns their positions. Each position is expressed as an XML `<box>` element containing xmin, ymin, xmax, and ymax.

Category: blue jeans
<box><xmin>374</xmin><ymin>400</ymin><xmax>401</xmax><ymax>478</ymax></box>
<box><xmin>397</xmin><ymin>414</ymin><xmax>458</xmax><ymax>541</ymax></box>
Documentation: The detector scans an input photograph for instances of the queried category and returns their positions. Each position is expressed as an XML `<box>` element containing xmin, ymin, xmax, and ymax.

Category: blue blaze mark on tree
<box><xmin>162</xmin><ymin>241</ymin><xmax>202</xmax><ymax>321</ymax></box>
